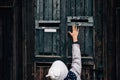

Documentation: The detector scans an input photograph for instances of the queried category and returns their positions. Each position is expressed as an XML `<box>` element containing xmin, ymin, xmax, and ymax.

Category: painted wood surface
<box><xmin>35</xmin><ymin>0</ymin><xmax>94</xmax><ymax>57</ymax></box>
<box><xmin>35</xmin><ymin>0</ymin><xmax>61</xmax><ymax>56</ymax></box>
<box><xmin>67</xmin><ymin>0</ymin><xmax>94</xmax><ymax>57</ymax></box>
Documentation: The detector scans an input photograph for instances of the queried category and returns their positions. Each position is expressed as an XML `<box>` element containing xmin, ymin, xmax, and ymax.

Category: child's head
<box><xmin>46</xmin><ymin>60</ymin><xmax>68</xmax><ymax>80</ymax></box>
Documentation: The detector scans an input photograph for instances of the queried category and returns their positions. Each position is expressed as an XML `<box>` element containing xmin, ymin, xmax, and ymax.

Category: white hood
<box><xmin>46</xmin><ymin>60</ymin><xmax>68</xmax><ymax>80</ymax></box>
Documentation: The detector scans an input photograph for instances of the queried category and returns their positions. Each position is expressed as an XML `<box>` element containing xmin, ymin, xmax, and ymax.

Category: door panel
<box><xmin>35</xmin><ymin>0</ymin><xmax>61</xmax><ymax>57</ymax></box>
<box><xmin>67</xmin><ymin>0</ymin><xmax>94</xmax><ymax>57</ymax></box>
<box><xmin>34</xmin><ymin>0</ymin><xmax>95</xmax><ymax>80</ymax></box>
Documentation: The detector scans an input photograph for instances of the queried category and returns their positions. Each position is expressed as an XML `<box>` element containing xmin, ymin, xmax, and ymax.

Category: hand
<box><xmin>68</xmin><ymin>25</ymin><xmax>79</xmax><ymax>42</ymax></box>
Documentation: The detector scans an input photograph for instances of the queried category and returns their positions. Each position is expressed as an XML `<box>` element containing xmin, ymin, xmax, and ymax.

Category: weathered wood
<box><xmin>51</xmin><ymin>14</ymin><xmax>60</xmax><ymax>60</ymax></box>
<box><xmin>79</xmin><ymin>27</ymin><xmax>85</xmax><ymax>55</ymax></box>
<box><xmin>21</xmin><ymin>0</ymin><xmax>35</xmax><ymax>80</ymax></box>
<box><xmin>36</xmin><ymin>0</ymin><xmax>40</xmax><ymax>20</ymax></box>
<box><xmin>53</xmin><ymin>0</ymin><xmax>60</xmax><ymax>20</ymax></box>
<box><xmin>0</xmin><ymin>14</ymin><xmax>2</xmax><ymax>80</ymax></box>
<box><xmin>44</xmin><ymin>32</ymin><xmax>52</xmax><ymax>54</ymax></box>
<box><xmin>35</xmin><ymin>29</ymin><xmax>44</xmax><ymax>55</ymax></box>
<box><xmin>85</xmin><ymin>27</ymin><xmax>93</xmax><ymax>56</ymax></box>
<box><xmin>75</xmin><ymin>0</ymin><xmax>85</xmax><ymax>56</ymax></box>
<box><xmin>35</xmin><ymin>66</ymin><xmax>50</xmax><ymax>80</ymax></box>
<box><xmin>0</xmin><ymin>16</ymin><xmax>2</xmax><ymax>60</ymax></box>
<box><xmin>71</xmin><ymin>0</ymin><xmax>76</xmax><ymax>16</ymax></box>
<box><xmin>52</xmin><ymin>30</ymin><xmax>60</xmax><ymax>55</ymax></box>
<box><xmin>43</xmin><ymin>0</ymin><xmax>53</xmax><ymax>55</ymax></box>
<box><xmin>85</xmin><ymin>0</ymin><xmax>93</xmax><ymax>16</ymax></box>
<box><xmin>35</xmin><ymin>0</ymin><xmax>61</xmax><ymax>56</ymax></box>
<box><xmin>66</xmin><ymin>0</ymin><xmax>71</xmax><ymax>16</ymax></box>
<box><xmin>84</xmin><ymin>0</ymin><xmax>93</xmax><ymax>56</ymax></box>
<box><xmin>48</xmin><ymin>0</ymin><xmax>53</xmax><ymax>20</ymax></box>
<box><xmin>0</xmin><ymin>0</ymin><xmax>14</xmax><ymax>7</ymax></box>
<box><xmin>80</xmin><ymin>0</ymin><xmax>85</xmax><ymax>16</ymax></box>
<box><xmin>39</xmin><ymin>0</ymin><xmax>43</xmax><ymax>20</ymax></box>
<box><xmin>44</xmin><ymin>0</ymin><xmax>49</xmax><ymax>20</ymax></box>
<box><xmin>81</xmin><ymin>65</ymin><xmax>94</xmax><ymax>80</ymax></box>
<box><xmin>60</xmin><ymin>0</ymin><xmax>67</xmax><ymax>58</ymax></box>
<box><xmin>76</xmin><ymin>0</ymin><xmax>80</xmax><ymax>16</ymax></box>
<box><xmin>0</xmin><ymin>8</ymin><xmax>14</xmax><ymax>80</ymax></box>
<box><xmin>116</xmin><ymin>8</ymin><xmax>120</xmax><ymax>80</ymax></box>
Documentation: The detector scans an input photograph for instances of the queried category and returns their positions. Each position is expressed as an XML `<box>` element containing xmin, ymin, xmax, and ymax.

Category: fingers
<box><xmin>72</xmin><ymin>25</ymin><xmax>76</xmax><ymax>31</ymax></box>
<box><xmin>68</xmin><ymin>31</ymin><xmax>72</xmax><ymax>36</ymax></box>
<box><xmin>72</xmin><ymin>25</ymin><xmax>79</xmax><ymax>31</ymax></box>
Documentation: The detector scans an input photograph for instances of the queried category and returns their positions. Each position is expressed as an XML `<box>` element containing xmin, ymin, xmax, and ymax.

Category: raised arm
<box><xmin>68</xmin><ymin>25</ymin><xmax>82</xmax><ymax>79</ymax></box>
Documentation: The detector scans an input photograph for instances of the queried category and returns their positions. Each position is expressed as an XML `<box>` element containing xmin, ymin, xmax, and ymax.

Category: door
<box><xmin>34</xmin><ymin>0</ymin><xmax>95</xmax><ymax>80</ymax></box>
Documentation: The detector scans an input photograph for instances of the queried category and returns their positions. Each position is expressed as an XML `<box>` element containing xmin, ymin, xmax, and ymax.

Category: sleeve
<box><xmin>70</xmin><ymin>43</ymin><xmax>82</xmax><ymax>75</ymax></box>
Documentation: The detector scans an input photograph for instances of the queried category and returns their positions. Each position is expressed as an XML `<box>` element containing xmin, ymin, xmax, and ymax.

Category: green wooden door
<box><xmin>35</xmin><ymin>0</ymin><xmax>61</xmax><ymax>58</ymax></box>
<box><xmin>34</xmin><ymin>0</ymin><xmax>95</xmax><ymax>80</ymax></box>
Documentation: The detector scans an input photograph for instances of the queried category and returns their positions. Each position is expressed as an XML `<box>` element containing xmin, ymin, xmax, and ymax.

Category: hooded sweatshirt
<box><xmin>46</xmin><ymin>43</ymin><xmax>81</xmax><ymax>80</ymax></box>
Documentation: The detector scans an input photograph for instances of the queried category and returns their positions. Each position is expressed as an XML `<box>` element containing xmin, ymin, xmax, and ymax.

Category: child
<box><xmin>46</xmin><ymin>25</ymin><xmax>81</xmax><ymax>80</ymax></box>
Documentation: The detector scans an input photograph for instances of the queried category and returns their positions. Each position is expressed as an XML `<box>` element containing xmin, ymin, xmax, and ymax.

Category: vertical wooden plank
<box><xmin>0</xmin><ymin>17</ymin><xmax>2</xmax><ymax>59</ymax></box>
<box><xmin>84</xmin><ymin>0</ymin><xmax>93</xmax><ymax>56</ymax></box>
<box><xmin>35</xmin><ymin>30</ymin><xmax>39</xmax><ymax>55</ymax></box>
<box><xmin>44</xmin><ymin>0</ymin><xmax>53</xmax><ymax>55</ymax></box>
<box><xmin>1</xmin><ymin>9</ymin><xmax>13</xmax><ymax>80</ymax></box>
<box><xmin>116</xmin><ymin>8</ymin><xmax>120</xmax><ymax>80</ymax></box>
<box><xmin>36</xmin><ymin>66</ymin><xmax>50</xmax><ymax>80</ymax></box>
<box><xmin>53</xmin><ymin>0</ymin><xmax>60</xmax><ymax>20</ymax></box>
<box><xmin>44</xmin><ymin>0</ymin><xmax>53</xmax><ymax>20</ymax></box>
<box><xmin>0</xmin><ymin>16</ymin><xmax>2</xmax><ymax>80</ymax></box>
<box><xmin>48</xmin><ymin>0</ymin><xmax>53</xmax><ymax>20</ymax></box>
<box><xmin>24</xmin><ymin>0</ymin><xmax>35</xmax><ymax>79</ymax></box>
<box><xmin>35</xmin><ymin>0</ymin><xmax>44</xmax><ymax>55</ymax></box>
<box><xmin>75</xmin><ymin>0</ymin><xmax>85</xmax><ymax>55</ymax></box>
<box><xmin>66</xmin><ymin>0</ymin><xmax>71</xmax><ymax>16</ymax></box>
<box><xmin>81</xmin><ymin>66</ymin><xmax>93</xmax><ymax>80</ymax></box>
<box><xmin>56</xmin><ymin>30</ymin><xmax>60</xmax><ymax>55</ymax></box>
<box><xmin>68</xmin><ymin>27</ymin><xmax>72</xmax><ymax>56</ymax></box>
<box><xmin>52</xmin><ymin>0</ymin><xmax>60</xmax><ymax>56</ymax></box>
<box><xmin>13</xmin><ymin>1</ymin><xmax>23</xmax><ymax>80</ymax></box>
<box><xmin>35</xmin><ymin>0</ymin><xmax>38</xmax><ymax>55</ymax></box>
<box><xmin>76</xmin><ymin>0</ymin><xmax>80</xmax><ymax>16</ymax></box>
<box><xmin>67</xmin><ymin>0</ymin><xmax>76</xmax><ymax>57</ymax></box>
<box><xmin>44</xmin><ymin>32</ymin><xmax>52</xmax><ymax>55</ymax></box>
<box><xmin>39</xmin><ymin>30</ymin><xmax>44</xmax><ymax>54</ymax></box>
<box><xmin>95</xmin><ymin>0</ymin><xmax>104</xmax><ymax>72</ymax></box>
<box><xmin>22</xmin><ymin>0</ymin><xmax>27</xmax><ymax>79</ymax></box>
<box><xmin>35</xmin><ymin>29</ymin><xmax>44</xmax><ymax>55</ymax></box>
<box><xmin>44</xmin><ymin>0</ymin><xmax>49</xmax><ymax>20</ymax></box>
<box><xmin>36</xmin><ymin>1</ymin><xmax>44</xmax><ymax>56</ymax></box>
<box><xmin>60</xmin><ymin>0</ymin><xmax>67</xmax><ymax>58</ymax></box>
<box><xmin>85</xmin><ymin>0</ymin><xmax>93</xmax><ymax>16</ymax></box>
<box><xmin>52</xmin><ymin>32</ymin><xmax>57</xmax><ymax>55</ymax></box>
<box><xmin>66</xmin><ymin>0</ymin><xmax>71</xmax><ymax>56</ymax></box>
<box><xmin>36</xmin><ymin>0</ymin><xmax>40</xmax><ymax>20</ymax></box>
<box><xmin>80</xmin><ymin>0</ymin><xmax>85</xmax><ymax>16</ymax></box>
<box><xmin>71</xmin><ymin>0</ymin><xmax>76</xmax><ymax>16</ymax></box>
<box><xmin>52</xmin><ymin>30</ymin><xmax>60</xmax><ymax>56</ymax></box>
<box><xmin>76</xmin><ymin>0</ymin><xmax>85</xmax><ymax>16</ymax></box>
<box><xmin>85</xmin><ymin>27</ymin><xmax>93</xmax><ymax>56</ymax></box>
<box><xmin>39</xmin><ymin>0</ymin><xmax>44</xmax><ymax>20</ymax></box>
<box><xmin>79</xmin><ymin>27</ymin><xmax>85</xmax><ymax>55</ymax></box>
